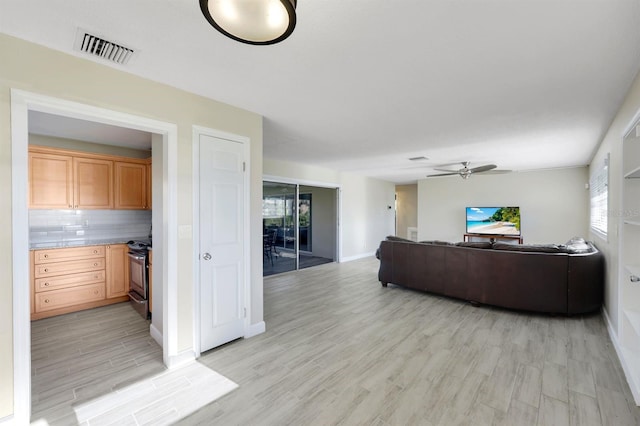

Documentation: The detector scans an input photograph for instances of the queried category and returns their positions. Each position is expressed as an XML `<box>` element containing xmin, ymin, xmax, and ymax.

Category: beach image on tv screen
<box><xmin>466</xmin><ymin>207</ymin><xmax>521</xmax><ymax>235</ymax></box>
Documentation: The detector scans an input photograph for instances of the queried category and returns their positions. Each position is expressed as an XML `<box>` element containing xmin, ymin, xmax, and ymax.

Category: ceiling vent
<box><xmin>73</xmin><ymin>29</ymin><xmax>135</xmax><ymax>65</ymax></box>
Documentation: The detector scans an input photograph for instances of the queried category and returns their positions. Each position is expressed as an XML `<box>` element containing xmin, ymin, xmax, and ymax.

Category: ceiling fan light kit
<box><xmin>200</xmin><ymin>0</ymin><xmax>297</xmax><ymax>45</ymax></box>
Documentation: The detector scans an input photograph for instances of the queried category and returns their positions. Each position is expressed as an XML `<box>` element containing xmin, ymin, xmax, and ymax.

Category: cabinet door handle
<box><xmin>94</xmin><ymin>263</ymin><xmax>98</xmax><ymax>266</ymax></box>
<box><xmin>43</xmin><ymin>282</ymin><xmax>49</xmax><ymax>287</ymax></box>
<box><xmin>43</xmin><ymin>254</ymin><xmax>48</xmax><ymax>258</ymax></box>
<box><xmin>44</xmin><ymin>299</ymin><xmax>50</xmax><ymax>304</ymax></box>
<box><xmin>631</xmin><ymin>275</ymin><xmax>640</xmax><ymax>283</ymax></box>
<box><xmin>43</xmin><ymin>268</ymin><xmax>48</xmax><ymax>272</ymax></box>
<box><xmin>93</xmin><ymin>249</ymin><xmax>98</xmax><ymax>253</ymax></box>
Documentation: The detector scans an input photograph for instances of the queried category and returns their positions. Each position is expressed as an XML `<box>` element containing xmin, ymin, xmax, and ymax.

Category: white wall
<box><xmin>263</xmin><ymin>159</ymin><xmax>396</xmax><ymax>260</ymax></box>
<box><xmin>151</xmin><ymin>134</ymin><xmax>163</xmax><ymax>341</ymax></box>
<box><xmin>417</xmin><ymin>167</ymin><xmax>590</xmax><ymax>244</ymax></box>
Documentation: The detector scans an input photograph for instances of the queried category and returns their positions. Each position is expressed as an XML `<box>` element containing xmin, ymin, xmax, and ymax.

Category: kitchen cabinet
<box><xmin>115</xmin><ymin>161</ymin><xmax>147</xmax><ymax>209</ymax></box>
<box><xmin>29</xmin><ymin>146</ymin><xmax>152</xmax><ymax>210</ymax></box>
<box><xmin>29</xmin><ymin>151</ymin><xmax>73</xmax><ymax>209</ymax></box>
<box><xmin>106</xmin><ymin>244</ymin><xmax>129</xmax><ymax>298</ymax></box>
<box><xmin>146</xmin><ymin>162</ymin><xmax>152</xmax><ymax>210</ymax></box>
<box><xmin>29</xmin><ymin>147</ymin><xmax>114</xmax><ymax>209</ymax></box>
<box><xmin>74</xmin><ymin>157</ymin><xmax>114</xmax><ymax>209</ymax></box>
<box><xmin>31</xmin><ymin>245</ymin><xmax>129</xmax><ymax>320</ymax></box>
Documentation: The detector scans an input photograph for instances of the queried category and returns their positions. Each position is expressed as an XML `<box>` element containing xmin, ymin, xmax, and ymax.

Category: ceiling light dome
<box><xmin>200</xmin><ymin>0</ymin><xmax>297</xmax><ymax>45</ymax></box>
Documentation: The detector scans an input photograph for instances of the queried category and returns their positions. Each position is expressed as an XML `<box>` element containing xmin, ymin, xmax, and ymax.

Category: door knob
<box><xmin>203</xmin><ymin>253</ymin><xmax>212</xmax><ymax>261</ymax></box>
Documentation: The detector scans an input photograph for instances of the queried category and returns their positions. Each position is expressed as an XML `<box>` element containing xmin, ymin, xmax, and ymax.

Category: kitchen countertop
<box><xmin>30</xmin><ymin>237</ymin><xmax>151</xmax><ymax>250</ymax></box>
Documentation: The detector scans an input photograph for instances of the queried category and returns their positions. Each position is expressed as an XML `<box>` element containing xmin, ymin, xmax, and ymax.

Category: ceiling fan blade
<box><xmin>469</xmin><ymin>164</ymin><xmax>497</xmax><ymax>173</ymax></box>
<box><xmin>427</xmin><ymin>172</ymin><xmax>460</xmax><ymax>177</ymax></box>
<box><xmin>433</xmin><ymin>167</ymin><xmax>460</xmax><ymax>172</ymax></box>
<box><xmin>483</xmin><ymin>169</ymin><xmax>512</xmax><ymax>174</ymax></box>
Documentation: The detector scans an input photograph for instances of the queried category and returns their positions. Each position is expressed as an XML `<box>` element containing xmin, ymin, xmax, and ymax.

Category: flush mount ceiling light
<box><xmin>200</xmin><ymin>0</ymin><xmax>297</xmax><ymax>45</ymax></box>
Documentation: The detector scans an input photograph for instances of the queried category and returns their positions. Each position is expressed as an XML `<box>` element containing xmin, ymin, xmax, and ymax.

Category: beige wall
<box><xmin>396</xmin><ymin>184</ymin><xmax>418</xmax><ymax>239</ymax></box>
<box><xmin>589</xmin><ymin>70</ymin><xmax>640</xmax><ymax>334</ymax></box>
<box><xmin>0</xmin><ymin>33</ymin><xmax>263</xmax><ymax>418</ymax></box>
<box><xmin>417</xmin><ymin>167</ymin><xmax>590</xmax><ymax>244</ymax></box>
<box><xmin>263</xmin><ymin>158</ymin><xmax>396</xmax><ymax>259</ymax></box>
<box><xmin>29</xmin><ymin>134</ymin><xmax>151</xmax><ymax>159</ymax></box>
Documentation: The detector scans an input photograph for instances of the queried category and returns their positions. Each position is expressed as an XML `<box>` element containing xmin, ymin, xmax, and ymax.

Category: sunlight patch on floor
<box><xmin>33</xmin><ymin>361</ymin><xmax>237</xmax><ymax>425</ymax></box>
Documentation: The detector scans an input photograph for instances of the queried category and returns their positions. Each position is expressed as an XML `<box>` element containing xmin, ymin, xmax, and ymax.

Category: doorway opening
<box><xmin>262</xmin><ymin>181</ymin><xmax>338</xmax><ymax>276</ymax></box>
<box><xmin>11</xmin><ymin>89</ymin><xmax>178</xmax><ymax>423</ymax></box>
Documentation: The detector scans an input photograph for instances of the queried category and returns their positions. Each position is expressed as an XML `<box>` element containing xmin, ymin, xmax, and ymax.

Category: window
<box><xmin>590</xmin><ymin>154</ymin><xmax>609</xmax><ymax>236</ymax></box>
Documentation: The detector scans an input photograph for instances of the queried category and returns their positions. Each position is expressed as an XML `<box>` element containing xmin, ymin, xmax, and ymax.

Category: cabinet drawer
<box><xmin>35</xmin><ymin>270</ymin><xmax>106</xmax><ymax>292</ymax></box>
<box><xmin>35</xmin><ymin>258</ymin><xmax>105</xmax><ymax>278</ymax></box>
<box><xmin>34</xmin><ymin>283</ymin><xmax>105</xmax><ymax>312</ymax></box>
<box><xmin>35</xmin><ymin>246</ymin><xmax>105</xmax><ymax>264</ymax></box>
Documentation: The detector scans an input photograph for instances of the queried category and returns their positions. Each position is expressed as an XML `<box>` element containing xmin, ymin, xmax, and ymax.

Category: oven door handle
<box><xmin>128</xmin><ymin>252</ymin><xmax>146</xmax><ymax>261</ymax></box>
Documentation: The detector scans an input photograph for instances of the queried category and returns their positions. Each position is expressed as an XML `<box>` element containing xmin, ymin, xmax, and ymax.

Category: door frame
<box><xmin>192</xmin><ymin>125</ymin><xmax>251</xmax><ymax>358</ymax></box>
<box><xmin>262</xmin><ymin>175</ymin><xmax>342</xmax><ymax>263</ymax></box>
<box><xmin>10</xmin><ymin>89</ymin><xmax>179</xmax><ymax>423</ymax></box>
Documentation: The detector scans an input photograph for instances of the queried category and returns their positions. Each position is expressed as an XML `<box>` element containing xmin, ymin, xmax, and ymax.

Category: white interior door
<box><xmin>199</xmin><ymin>133</ymin><xmax>245</xmax><ymax>352</ymax></box>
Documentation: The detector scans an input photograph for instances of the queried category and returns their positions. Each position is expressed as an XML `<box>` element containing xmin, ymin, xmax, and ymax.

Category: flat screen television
<box><xmin>466</xmin><ymin>206</ymin><xmax>521</xmax><ymax>236</ymax></box>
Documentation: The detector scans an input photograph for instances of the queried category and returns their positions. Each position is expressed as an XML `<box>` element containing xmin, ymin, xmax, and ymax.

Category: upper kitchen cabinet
<box><xmin>29</xmin><ymin>151</ymin><xmax>74</xmax><ymax>209</ymax></box>
<box><xmin>29</xmin><ymin>146</ymin><xmax>150</xmax><ymax>210</ymax></box>
<box><xmin>74</xmin><ymin>157</ymin><xmax>114</xmax><ymax>209</ymax></box>
<box><xmin>29</xmin><ymin>147</ymin><xmax>114</xmax><ymax>209</ymax></box>
<box><xmin>146</xmin><ymin>162</ymin><xmax>152</xmax><ymax>210</ymax></box>
<box><xmin>115</xmin><ymin>161</ymin><xmax>147</xmax><ymax>209</ymax></box>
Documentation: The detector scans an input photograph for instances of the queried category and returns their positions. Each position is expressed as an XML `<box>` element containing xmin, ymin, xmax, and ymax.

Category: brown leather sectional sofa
<box><xmin>377</xmin><ymin>237</ymin><xmax>604</xmax><ymax>315</ymax></box>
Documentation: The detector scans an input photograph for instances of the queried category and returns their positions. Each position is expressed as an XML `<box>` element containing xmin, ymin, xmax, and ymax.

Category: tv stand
<box><xmin>464</xmin><ymin>233</ymin><xmax>523</xmax><ymax>244</ymax></box>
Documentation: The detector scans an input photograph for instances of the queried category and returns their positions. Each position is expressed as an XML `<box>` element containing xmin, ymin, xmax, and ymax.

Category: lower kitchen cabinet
<box><xmin>106</xmin><ymin>244</ymin><xmax>130</xmax><ymax>298</ymax></box>
<box><xmin>31</xmin><ymin>244</ymin><xmax>130</xmax><ymax>320</ymax></box>
<box><xmin>35</xmin><ymin>283</ymin><xmax>105</xmax><ymax>313</ymax></box>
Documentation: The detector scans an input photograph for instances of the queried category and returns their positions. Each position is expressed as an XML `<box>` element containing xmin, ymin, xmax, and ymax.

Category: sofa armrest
<box><xmin>567</xmin><ymin>249</ymin><xmax>604</xmax><ymax>314</ymax></box>
<box><xmin>378</xmin><ymin>240</ymin><xmax>393</xmax><ymax>285</ymax></box>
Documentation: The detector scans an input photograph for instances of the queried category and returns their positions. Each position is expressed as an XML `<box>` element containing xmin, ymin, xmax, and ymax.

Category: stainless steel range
<box><xmin>127</xmin><ymin>240</ymin><xmax>151</xmax><ymax>319</ymax></box>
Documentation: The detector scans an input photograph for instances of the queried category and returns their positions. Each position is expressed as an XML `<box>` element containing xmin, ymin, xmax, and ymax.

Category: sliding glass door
<box><xmin>263</xmin><ymin>182</ymin><xmax>298</xmax><ymax>274</ymax></box>
<box><xmin>263</xmin><ymin>181</ymin><xmax>336</xmax><ymax>276</ymax></box>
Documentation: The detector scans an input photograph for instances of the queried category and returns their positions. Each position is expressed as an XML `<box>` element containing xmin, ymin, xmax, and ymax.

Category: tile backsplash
<box><xmin>29</xmin><ymin>210</ymin><xmax>152</xmax><ymax>245</ymax></box>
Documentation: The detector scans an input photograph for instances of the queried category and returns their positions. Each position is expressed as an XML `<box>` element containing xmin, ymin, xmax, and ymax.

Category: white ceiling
<box><xmin>3</xmin><ymin>0</ymin><xmax>640</xmax><ymax>183</ymax></box>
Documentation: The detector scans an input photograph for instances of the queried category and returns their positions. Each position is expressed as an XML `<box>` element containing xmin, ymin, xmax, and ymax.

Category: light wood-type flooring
<box><xmin>32</xmin><ymin>257</ymin><xmax>640</xmax><ymax>425</ymax></box>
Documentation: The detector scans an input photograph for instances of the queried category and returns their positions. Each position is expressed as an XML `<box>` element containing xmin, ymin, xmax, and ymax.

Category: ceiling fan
<box><xmin>427</xmin><ymin>161</ymin><xmax>511</xmax><ymax>179</ymax></box>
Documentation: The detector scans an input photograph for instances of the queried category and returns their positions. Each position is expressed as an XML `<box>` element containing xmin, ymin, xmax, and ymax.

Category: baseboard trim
<box><xmin>602</xmin><ymin>307</ymin><xmax>640</xmax><ymax>405</ymax></box>
<box><xmin>167</xmin><ymin>349</ymin><xmax>196</xmax><ymax>369</ymax></box>
<box><xmin>150</xmin><ymin>323</ymin><xmax>163</xmax><ymax>348</ymax></box>
<box><xmin>245</xmin><ymin>321</ymin><xmax>266</xmax><ymax>338</ymax></box>
<box><xmin>340</xmin><ymin>252</ymin><xmax>375</xmax><ymax>263</ymax></box>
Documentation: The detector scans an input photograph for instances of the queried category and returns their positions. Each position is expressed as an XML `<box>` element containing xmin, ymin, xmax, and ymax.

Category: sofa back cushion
<box><xmin>419</xmin><ymin>240</ymin><xmax>455</xmax><ymax>246</ymax></box>
<box><xmin>455</xmin><ymin>241</ymin><xmax>493</xmax><ymax>249</ymax></box>
<box><xmin>492</xmin><ymin>243</ymin><xmax>563</xmax><ymax>253</ymax></box>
